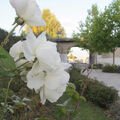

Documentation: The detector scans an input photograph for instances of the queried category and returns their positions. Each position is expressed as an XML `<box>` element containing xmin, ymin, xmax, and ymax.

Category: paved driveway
<box><xmin>84</xmin><ymin>69</ymin><xmax>120</xmax><ymax>96</ymax></box>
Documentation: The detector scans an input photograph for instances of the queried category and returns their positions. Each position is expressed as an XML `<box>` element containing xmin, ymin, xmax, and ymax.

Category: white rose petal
<box><xmin>45</xmin><ymin>70</ymin><xmax>70</xmax><ymax>90</ymax></box>
<box><xmin>61</xmin><ymin>63</ymin><xmax>72</xmax><ymax>70</ymax></box>
<box><xmin>36</xmin><ymin>47</ymin><xmax>61</xmax><ymax>71</ymax></box>
<box><xmin>41</xmin><ymin>85</ymin><xmax>67</xmax><ymax>104</ymax></box>
<box><xmin>23</xmin><ymin>30</ymin><xmax>47</xmax><ymax>61</ymax></box>
<box><xmin>22</xmin><ymin>31</ymin><xmax>36</xmax><ymax>61</ymax></box>
<box><xmin>27</xmin><ymin>62</ymin><xmax>44</xmax><ymax>90</ymax></box>
<box><xmin>9</xmin><ymin>41</ymin><xmax>23</xmax><ymax>61</ymax></box>
<box><xmin>40</xmin><ymin>87</ymin><xmax>46</xmax><ymax>104</ymax></box>
<box><xmin>20</xmin><ymin>69</ymin><xmax>28</xmax><ymax>82</ymax></box>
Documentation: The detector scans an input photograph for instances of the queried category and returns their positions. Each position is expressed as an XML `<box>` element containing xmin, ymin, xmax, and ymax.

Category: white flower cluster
<box><xmin>9</xmin><ymin>0</ymin><xmax>71</xmax><ymax>104</ymax></box>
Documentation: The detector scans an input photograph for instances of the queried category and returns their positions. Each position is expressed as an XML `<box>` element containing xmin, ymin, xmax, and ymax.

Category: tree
<box><xmin>74</xmin><ymin>1</ymin><xmax>120</xmax><ymax>65</ymax></box>
<box><xmin>90</xmin><ymin>0</ymin><xmax>120</xmax><ymax>64</ymax></box>
<box><xmin>26</xmin><ymin>9</ymin><xmax>66</xmax><ymax>38</ymax></box>
<box><xmin>74</xmin><ymin>4</ymin><xmax>99</xmax><ymax>50</ymax></box>
<box><xmin>68</xmin><ymin>53</ymin><xmax>75</xmax><ymax>60</ymax></box>
<box><xmin>73</xmin><ymin>4</ymin><xmax>99</xmax><ymax>64</ymax></box>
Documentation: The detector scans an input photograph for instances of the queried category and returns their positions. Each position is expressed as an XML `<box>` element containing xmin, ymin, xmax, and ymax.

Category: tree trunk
<box><xmin>113</xmin><ymin>50</ymin><xmax>115</xmax><ymax>65</ymax></box>
<box><xmin>95</xmin><ymin>53</ymin><xmax>97</xmax><ymax>64</ymax></box>
<box><xmin>89</xmin><ymin>52</ymin><xmax>92</xmax><ymax>64</ymax></box>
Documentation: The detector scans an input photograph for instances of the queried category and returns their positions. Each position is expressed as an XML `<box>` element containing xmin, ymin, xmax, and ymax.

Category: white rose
<box><xmin>10</xmin><ymin>0</ymin><xmax>46</xmax><ymax>26</ymax></box>
<box><xmin>23</xmin><ymin>29</ymin><xmax>61</xmax><ymax>71</ymax></box>
<box><xmin>27</xmin><ymin>62</ymin><xmax>70</xmax><ymax>104</ymax></box>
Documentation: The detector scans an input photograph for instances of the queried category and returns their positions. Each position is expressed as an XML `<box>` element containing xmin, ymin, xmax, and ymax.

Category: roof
<box><xmin>48</xmin><ymin>38</ymin><xmax>74</xmax><ymax>42</ymax></box>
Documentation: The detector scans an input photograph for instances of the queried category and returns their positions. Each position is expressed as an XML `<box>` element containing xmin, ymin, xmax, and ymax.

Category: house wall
<box><xmin>97</xmin><ymin>48</ymin><xmax>120</xmax><ymax>65</ymax></box>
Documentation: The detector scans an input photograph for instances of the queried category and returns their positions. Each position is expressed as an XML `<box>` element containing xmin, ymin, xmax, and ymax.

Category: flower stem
<box><xmin>4</xmin><ymin>78</ymin><xmax>13</xmax><ymax>107</ymax></box>
<box><xmin>0</xmin><ymin>78</ymin><xmax>13</xmax><ymax>120</ymax></box>
<box><xmin>15</xmin><ymin>57</ymin><xmax>24</xmax><ymax>63</ymax></box>
<box><xmin>17</xmin><ymin>61</ymin><xmax>29</xmax><ymax>69</ymax></box>
<box><xmin>1</xmin><ymin>24</ymin><xmax>19</xmax><ymax>46</ymax></box>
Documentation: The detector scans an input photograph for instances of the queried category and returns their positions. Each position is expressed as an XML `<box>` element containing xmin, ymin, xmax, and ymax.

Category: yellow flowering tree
<box><xmin>26</xmin><ymin>9</ymin><xmax>66</xmax><ymax>38</ymax></box>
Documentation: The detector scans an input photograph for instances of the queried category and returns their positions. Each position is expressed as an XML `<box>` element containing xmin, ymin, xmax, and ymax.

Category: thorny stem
<box><xmin>75</xmin><ymin>65</ymin><xmax>92</xmax><ymax>114</ymax></box>
<box><xmin>68</xmin><ymin>64</ymin><xmax>93</xmax><ymax>120</ymax></box>
<box><xmin>0</xmin><ymin>78</ymin><xmax>13</xmax><ymax>120</ymax></box>
<box><xmin>81</xmin><ymin>69</ymin><xmax>92</xmax><ymax>96</ymax></box>
<box><xmin>1</xmin><ymin>24</ymin><xmax>19</xmax><ymax>47</ymax></box>
<box><xmin>66</xmin><ymin>114</ymin><xmax>70</xmax><ymax>120</ymax></box>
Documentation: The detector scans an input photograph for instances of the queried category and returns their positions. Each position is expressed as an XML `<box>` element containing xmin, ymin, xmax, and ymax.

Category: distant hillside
<box><xmin>0</xmin><ymin>28</ymin><xmax>21</xmax><ymax>51</ymax></box>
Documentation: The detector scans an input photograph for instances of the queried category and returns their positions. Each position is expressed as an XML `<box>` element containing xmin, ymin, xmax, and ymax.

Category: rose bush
<box><xmin>8</xmin><ymin>0</ymin><xmax>71</xmax><ymax>105</ymax></box>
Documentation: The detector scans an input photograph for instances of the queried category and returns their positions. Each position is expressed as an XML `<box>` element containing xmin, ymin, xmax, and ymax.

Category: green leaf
<box><xmin>23</xmin><ymin>98</ymin><xmax>32</xmax><ymax>102</ymax></box>
<box><xmin>15</xmin><ymin>102</ymin><xmax>24</xmax><ymax>108</ymax></box>
<box><xmin>8</xmin><ymin>107</ymin><xmax>14</xmax><ymax>114</ymax></box>
<box><xmin>67</xmin><ymin>83</ymin><xmax>76</xmax><ymax>90</ymax></box>
<box><xmin>0</xmin><ymin>46</ymin><xmax>16</xmax><ymax>72</ymax></box>
<box><xmin>61</xmin><ymin>107</ymin><xmax>67</xmax><ymax>115</ymax></box>
<box><xmin>0</xmin><ymin>55</ymin><xmax>7</xmax><ymax>58</ymax></box>
<box><xmin>56</xmin><ymin>98</ymin><xmax>71</xmax><ymax>107</ymax></box>
<box><xmin>79</xmin><ymin>96</ymin><xmax>86</xmax><ymax>102</ymax></box>
<box><xmin>66</xmin><ymin>83</ymin><xmax>80</xmax><ymax>101</ymax></box>
<box><xmin>72</xmin><ymin>92</ymin><xmax>80</xmax><ymax>101</ymax></box>
<box><xmin>36</xmin><ymin>117</ymin><xmax>48</xmax><ymax>120</ymax></box>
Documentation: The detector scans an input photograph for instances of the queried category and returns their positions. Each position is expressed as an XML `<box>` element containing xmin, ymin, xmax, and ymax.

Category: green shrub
<box><xmin>85</xmin><ymin>80</ymin><xmax>118</xmax><ymax>108</ymax></box>
<box><xmin>110</xmin><ymin>100</ymin><xmax>120</xmax><ymax>120</ymax></box>
<box><xmin>69</xmin><ymin>67</ymin><xmax>118</xmax><ymax>108</ymax></box>
<box><xmin>89</xmin><ymin>64</ymin><xmax>103</xmax><ymax>69</ymax></box>
<box><xmin>102</xmin><ymin>64</ymin><xmax>119</xmax><ymax>73</ymax></box>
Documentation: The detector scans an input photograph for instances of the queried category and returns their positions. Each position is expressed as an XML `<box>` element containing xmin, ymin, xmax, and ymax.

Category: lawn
<box><xmin>72</xmin><ymin>101</ymin><xmax>113</xmax><ymax>120</ymax></box>
<box><xmin>48</xmin><ymin>94</ymin><xmax>114</xmax><ymax>120</ymax></box>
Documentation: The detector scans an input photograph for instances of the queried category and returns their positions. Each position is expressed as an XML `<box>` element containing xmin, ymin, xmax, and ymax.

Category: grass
<box><xmin>72</xmin><ymin>101</ymin><xmax>113</xmax><ymax>120</ymax></box>
<box><xmin>48</xmin><ymin>94</ymin><xmax>114</xmax><ymax>120</ymax></box>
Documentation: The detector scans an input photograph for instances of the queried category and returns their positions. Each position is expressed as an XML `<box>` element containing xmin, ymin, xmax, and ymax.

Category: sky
<box><xmin>68</xmin><ymin>47</ymin><xmax>89</xmax><ymax>58</ymax></box>
<box><xmin>0</xmin><ymin>0</ymin><xmax>113</xmax><ymax>37</ymax></box>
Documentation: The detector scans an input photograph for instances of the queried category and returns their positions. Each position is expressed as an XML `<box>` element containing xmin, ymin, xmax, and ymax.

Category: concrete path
<box><xmin>84</xmin><ymin>69</ymin><xmax>120</xmax><ymax>96</ymax></box>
